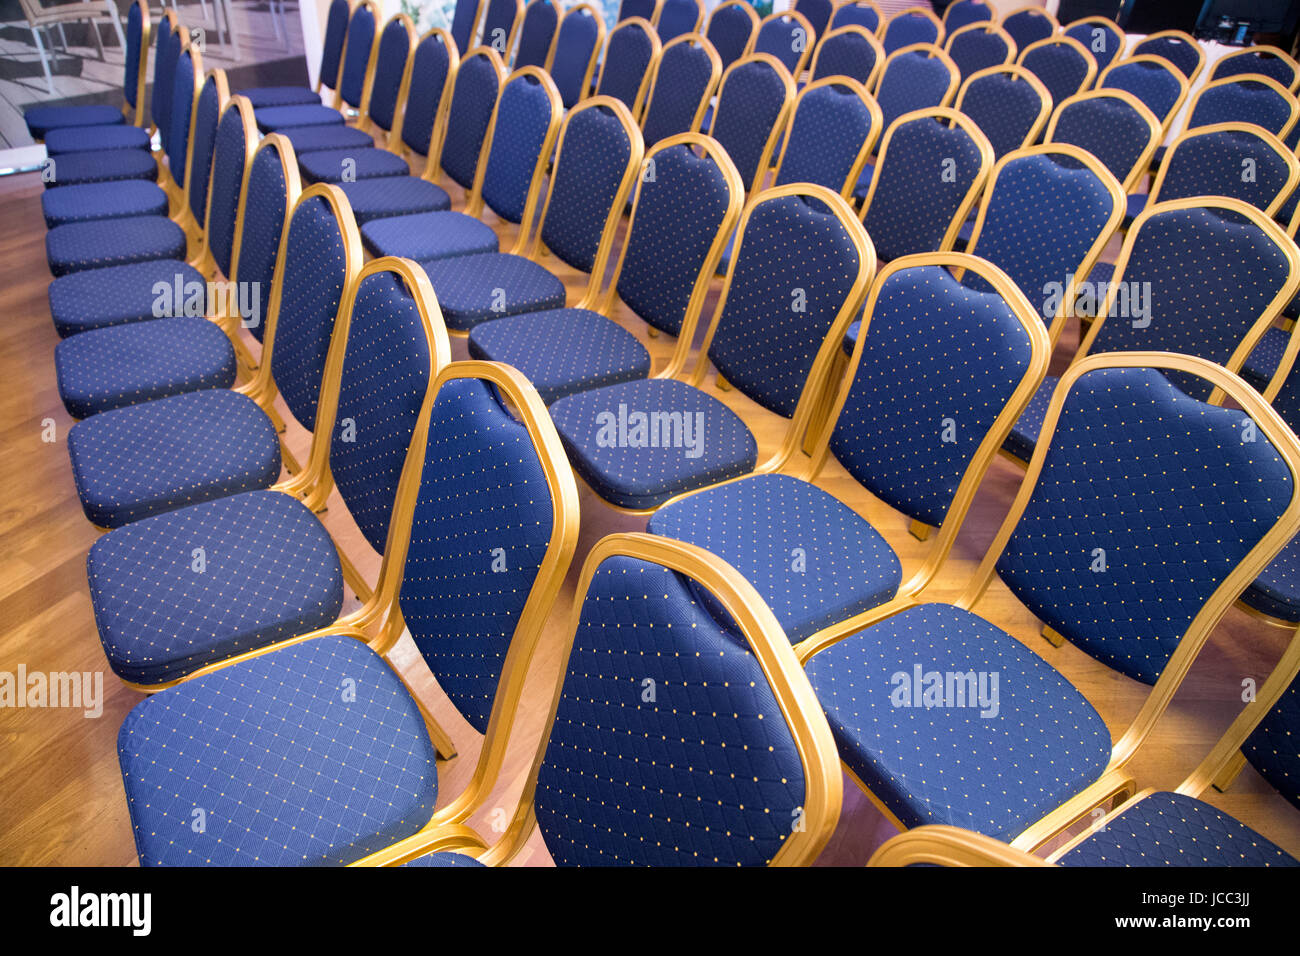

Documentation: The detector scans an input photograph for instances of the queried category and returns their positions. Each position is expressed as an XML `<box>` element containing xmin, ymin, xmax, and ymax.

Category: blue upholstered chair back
<box><xmin>123</xmin><ymin>1</ymin><xmax>144</xmax><ymax>111</ymax></box>
<box><xmin>1087</xmin><ymin>205</ymin><xmax>1295</xmax><ymax>402</ymax></box>
<box><xmin>1189</xmin><ymin>79</ymin><xmax>1295</xmax><ymax>137</ymax></box>
<box><xmin>367</xmin><ymin>18</ymin><xmax>414</xmax><ymax>132</ymax></box>
<box><xmin>441</xmin><ymin>50</ymin><xmax>502</xmax><ymax>188</ymax></box>
<box><xmin>514</xmin><ymin>0</ymin><xmax>558</xmax><ymax>67</ymax></box>
<box><xmin>617</xmin><ymin>139</ymin><xmax>736</xmax><ymax>335</ymax></box>
<box><xmin>1244</xmin><ymin>671</ymin><xmax>1300</xmax><ymax>810</ymax></box>
<box><xmin>794</xmin><ymin>0</ymin><xmax>832</xmax><ymax>39</ymax></box>
<box><xmin>1048</xmin><ymin>93</ymin><xmax>1154</xmax><ymax>190</ymax></box>
<box><xmin>597</xmin><ymin>19</ymin><xmax>657</xmax><ymax>112</ymax></box>
<box><xmin>877</xmin><ymin>47</ymin><xmax>955</xmax><ymax>130</ymax></box>
<box><xmin>187</xmin><ymin>74</ymin><xmax>222</xmax><ymax>225</ymax></box>
<box><xmin>1133</xmin><ymin>33</ymin><xmax>1201</xmax><ymax>78</ymax></box>
<box><xmin>880</xmin><ymin>10</ymin><xmax>940</xmax><ymax>55</ymax></box>
<box><xmin>864</xmin><ymin>111</ymin><xmax>987</xmax><ymax>262</ymax></box>
<box><xmin>482</xmin><ymin>0</ymin><xmax>520</xmax><ymax>54</ymax></box>
<box><xmin>234</xmin><ymin>140</ymin><xmax>293</xmax><ymax>343</ymax></box>
<box><xmin>320</xmin><ymin>0</ymin><xmax>352</xmax><ymax>89</ymax></box>
<box><xmin>1101</xmin><ymin>58</ymin><xmax>1184</xmax><ymax>128</ymax></box>
<box><xmin>956</xmin><ymin>67</ymin><xmax>1048</xmax><ymax>159</ymax></box>
<box><xmin>397</xmin><ymin>376</ymin><xmax>559</xmax><ymax>732</ymax></box>
<box><xmin>479</xmin><ymin>71</ymin><xmax>558</xmax><ymax>222</ymax></box>
<box><xmin>996</xmin><ymin>363</ymin><xmax>1295</xmax><ymax>685</ymax></box>
<box><xmin>1019</xmin><ymin>39</ymin><xmax>1092</xmax><ymax>108</ymax></box>
<box><xmin>947</xmin><ymin>25</ymin><xmax>1011</xmax><ymax>81</ymax></box>
<box><xmin>168</xmin><ymin>48</ymin><xmax>197</xmax><ymax>189</ymax></box>
<box><xmin>1157</xmin><ymin>127</ymin><xmax>1294</xmax><ymax>213</ymax></box>
<box><xmin>330</xmin><ymin>270</ymin><xmax>435</xmax><ymax>552</ymax></box>
<box><xmin>777</xmin><ymin>81</ymin><xmax>877</xmax><ymax>197</ymax></box>
<box><xmin>830</xmin><ymin>1</ymin><xmax>879</xmax><ymax>33</ymax></box>
<box><xmin>946</xmin><ymin>0</ymin><xmax>994</xmax><ymax>30</ymax></box>
<box><xmin>1063</xmin><ymin>19</ymin><xmax>1124</xmax><ymax>71</ymax></box>
<box><xmin>338</xmin><ymin>2</ymin><xmax>378</xmax><ymax>108</ymax></box>
<box><xmin>619</xmin><ymin>0</ymin><xmax>656</xmax><ymax>20</ymax></box>
<box><xmin>533</xmin><ymin>553</ymin><xmax>811</xmax><ymax>866</ymax></box>
<box><xmin>1213</xmin><ymin>50</ymin><xmax>1299</xmax><ymax>89</ymax></box>
<box><xmin>965</xmin><ymin>150</ymin><xmax>1119</xmax><ymax>322</ymax></box>
<box><xmin>706</xmin><ymin>1</ymin><xmax>757</xmax><ymax>69</ymax></box>
<box><xmin>1001</xmin><ymin>9</ymin><xmax>1053</xmax><ymax>49</ymax></box>
<box><xmin>829</xmin><ymin>261</ymin><xmax>1037</xmax><ymax>527</ymax></box>
<box><xmin>268</xmin><ymin>193</ymin><xmax>351</xmax><ymax>430</ymax></box>
<box><xmin>710</xmin><ymin>56</ymin><xmax>791</xmax><ymax>188</ymax></box>
<box><xmin>450</xmin><ymin>0</ymin><xmax>482</xmax><ymax>53</ymax></box>
<box><xmin>208</xmin><ymin>101</ymin><xmax>251</xmax><ymax>278</ymax></box>
<box><xmin>401</xmin><ymin>31</ymin><xmax>455</xmax><ymax>156</ymax></box>
<box><xmin>707</xmin><ymin>190</ymin><xmax>867</xmax><ymax>417</ymax></box>
<box><xmin>658</xmin><ymin>0</ymin><xmax>701</xmax><ymax>41</ymax></box>
<box><xmin>550</xmin><ymin>5</ymin><xmax>602</xmax><ymax>107</ymax></box>
<box><xmin>539</xmin><ymin>100</ymin><xmax>638</xmax><ymax>272</ymax></box>
<box><xmin>754</xmin><ymin>13</ymin><xmax>810</xmax><ymax>74</ymax></box>
<box><xmin>151</xmin><ymin>17</ymin><xmax>180</xmax><ymax>136</ymax></box>
<box><xmin>811</xmin><ymin>27</ymin><xmax>879</xmax><ymax>84</ymax></box>
<box><xmin>641</xmin><ymin>37</ymin><xmax>716</xmax><ymax>146</ymax></box>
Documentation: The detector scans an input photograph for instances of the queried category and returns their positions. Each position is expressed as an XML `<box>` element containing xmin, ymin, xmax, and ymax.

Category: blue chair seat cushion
<box><xmin>238</xmin><ymin>85</ymin><xmax>324</xmax><ymax>108</ymax></box>
<box><xmin>117</xmin><ymin>634</ymin><xmax>439</xmax><ymax>866</ymax></box>
<box><xmin>67</xmin><ymin>389</ymin><xmax>282</xmax><ymax>528</ymax></box>
<box><xmin>41</xmin><ymin>180</ymin><xmax>168</xmax><ymax>228</ymax></box>
<box><xmin>1002</xmin><ymin>375</ymin><xmax>1056</xmax><ymax>463</ymax></box>
<box><xmin>281</xmin><ymin>124</ymin><xmax>375</xmax><ymax>154</ymax></box>
<box><xmin>339</xmin><ymin>177</ymin><xmax>451</xmax><ymax>226</ymax></box>
<box><xmin>49</xmin><ymin>259</ymin><xmax>206</xmax><ymax>337</ymax></box>
<box><xmin>54</xmin><ymin>317</ymin><xmax>237</xmax><ymax>419</ymax></box>
<box><xmin>401</xmin><ymin>851</ymin><xmax>486</xmax><ymax>867</ymax></box>
<box><xmin>1059</xmin><ymin>791</ymin><xmax>1298</xmax><ymax>866</ymax></box>
<box><xmin>44</xmin><ymin>124</ymin><xmax>152</xmax><ymax>154</ymax></box>
<box><xmin>298</xmin><ymin>147</ymin><xmax>411</xmax><ymax>184</ymax></box>
<box><xmin>26</xmin><ymin>104</ymin><xmax>124</xmax><ymax>139</ymax></box>
<box><xmin>46</xmin><ymin>150</ymin><xmax>158</xmax><ymax>189</ymax></box>
<box><xmin>46</xmin><ymin>216</ymin><xmax>187</xmax><ymax>277</ymax></box>
<box><xmin>467</xmin><ymin>308</ymin><xmax>651</xmax><ymax>404</ymax></box>
<box><xmin>1239</xmin><ymin>533</ymin><xmax>1300</xmax><ymax>624</ymax></box>
<box><xmin>360</xmin><ymin>210</ymin><xmax>499</xmax><ymax>261</ymax></box>
<box><xmin>255</xmin><ymin>104</ymin><xmax>345</xmax><ymax>132</ymax></box>
<box><xmin>1242</xmin><ymin>324</ymin><xmax>1289</xmax><ymax>390</ymax></box>
<box><xmin>548</xmin><ymin>378</ymin><xmax>759</xmax><ymax>511</ymax></box>
<box><xmin>647</xmin><ymin>473</ymin><xmax>902</xmax><ymax>644</ymax></box>
<box><xmin>804</xmin><ymin>602</ymin><xmax>1113</xmax><ymax>840</ymax></box>
<box><xmin>417</xmin><ymin>253</ymin><xmax>566</xmax><ymax>331</ymax></box>
<box><xmin>88</xmin><ymin>489</ymin><xmax>345</xmax><ymax>685</ymax></box>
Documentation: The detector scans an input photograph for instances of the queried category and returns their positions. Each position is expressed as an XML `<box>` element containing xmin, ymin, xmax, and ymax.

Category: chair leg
<box><xmin>31</xmin><ymin>28</ymin><xmax>56</xmax><ymax>96</ymax></box>
<box><xmin>1212</xmin><ymin>750</ymin><xmax>1248</xmax><ymax>793</ymax></box>
<box><xmin>1042</xmin><ymin>625</ymin><xmax>1066</xmax><ymax>648</ymax></box>
<box><xmin>104</xmin><ymin>0</ymin><xmax>127</xmax><ymax>49</ymax></box>
<box><xmin>91</xmin><ymin>20</ymin><xmax>106</xmax><ymax>61</ymax></box>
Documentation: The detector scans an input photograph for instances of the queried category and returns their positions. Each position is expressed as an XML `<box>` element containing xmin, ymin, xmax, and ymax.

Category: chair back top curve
<box><xmin>707</xmin><ymin>52</ymin><xmax>795</xmax><ymax>192</ymax></box>
<box><xmin>366</xmin><ymin>14</ymin><xmax>418</xmax><ymax>133</ymax></box>
<box><xmin>880</xmin><ymin>5</ymin><xmax>942</xmax><ymax>55</ymax></box>
<box><xmin>207</xmin><ymin>96</ymin><xmax>257</xmax><ymax>280</ymax></box>
<box><xmin>774</xmin><ymin>77</ymin><xmax>882</xmax><ymax>201</ymax></box>
<box><xmin>596</xmin><ymin>16</ymin><xmax>662</xmax><ymax>119</ymax></box>
<box><xmin>1016</xmin><ymin>35</ymin><xmax>1097</xmax><ymax>109</ymax></box>
<box><xmin>437</xmin><ymin>47</ymin><xmax>505</xmax><ymax>188</ymax></box>
<box><xmin>1045</xmin><ymin>88</ymin><xmax>1161</xmax><ymax>193</ymax></box>
<box><xmin>954</xmin><ymin>64</ymin><xmax>1051</xmax><ymax>159</ymax></box>
<box><xmin>513</xmin><ymin>0</ymin><xmax>560</xmax><ymax>68</ymax></box>
<box><xmin>876</xmin><ymin>43</ymin><xmax>960</xmax><ymax>131</ymax></box>
<box><xmin>319</xmin><ymin>0</ymin><xmax>353</xmax><ymax>91</ymax></box>
<box><xmin>230</xmin><ymin>133</ymin><xmax>303</xmax><ymax>344</ymax></box>
<box><xmin>167</xmin><ymin>43</ymin><xmax>202</xmax><ymax>191</ymax></box>
<box><xmin>1187</xmin><ymin>75</ymin><xmax>1299</xmax><ymax>140</ymax></box>
<box><xmin>640</xmin><ymin>33</ymin><xmax>722</xmax><ymax>147</ymax></box>
<box><xmin>187</xmin><ymin>69</ymin><xmax>230</xmax><ymax>230</ymax></box>
<box><xmin>124</xmin><ymin>0</ymin><xmax>150</xmax><ymax>124</ymax></box>
<box><xmin>944</xmin><ymin>22</ymin><xmax>1014</xmax><ymax>83</ymax></box>
<box><xmin>468</xmin><ymin>67</ymin><xmax>563</xmax><ymax>227</ymax></box>
<box><xmin>400</xmin><ymin>28</ymin><xmax>459</xmax><ymax>159</ymax></box>
<box><xmin>548</xmin><ymin>4</ymin><xmax>605</xmax><ymax>108</ymax></box>
<box><xmin>334</xmin><ymin>0</ymin><xmax>382</xmax><ymax>111</ymax></box>
<box><xmin>151</xmin><ymin>10</ymin><xmax>182</xmax><ymax>137</ymax></box>
<box><xmin>1097</xmin><ymin>55</ymin><xmax>1189</xmax><ymax>133</ymax></box>
<box><xmin>705</xmin><ymin>0</ymin><xmax>759</xmax><ymax>69</ymax></box>
<box><xmin>1149</xmin><ymin>123</ymin><xmax>1300</xmax><ymax>218</ymax></box>
<box><xmin>809</xmin><ymin>24</ymin><xmax>884</xmax><ymax>87</ymax></box>
<box><xmin>1062</xmin><ymin>16</ymin><xmax>1124</xmax><ymax>72</ymax></box>
<box><xmin>1212</xmin><ymin>44</ymin><xmax>1300</xmax><ymax>92</ymax></box>
<box><xmin>753</xmin><ymin>9</ymin><xmax>815</xmax><ymax>76</ymax></box>
<box><xmin>998</xmin><ymin>5</ymin><xmax>1056</xmax><ymax>53</ymax></box>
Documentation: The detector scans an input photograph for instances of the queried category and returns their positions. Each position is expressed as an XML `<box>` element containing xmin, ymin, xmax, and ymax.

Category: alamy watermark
<box><xmin>1043</xmin><ymin>275</ymin><xmax>1152</xmax><ymax>327</ymax></box>
<box><xmin>152</xmin><ymin>273</ymin><xmax>263</xmax><ymax>329</ymax></box>
<box><xmin>0</xmin><ymin>665</ymin><xmax>103</xmax><ymax>718</ymax></box>
<box><xmin>890</xmin><ymin>664</ymin><xmax>1000</xmax><ymax>718</ymax></box>
<box><xmin>594</xmin><ymin>404</ymin><xmax>705</xmax><ymax>459</ymax></box>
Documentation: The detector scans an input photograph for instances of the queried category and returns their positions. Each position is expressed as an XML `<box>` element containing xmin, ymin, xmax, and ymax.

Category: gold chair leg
<box><xmin>1212</xmin><ymin>750</ymin><xmax>1248</xmax><ymax>793</ymax></box>
<box><xmin>1042</xmin><ymin>625</ymin><xmax>1066</xmax><ymax>648</ymax></box>
<box><xmin>908</xmin><ymin>519</ymin><xmax>932</xmax><ymax>542</ymax></box>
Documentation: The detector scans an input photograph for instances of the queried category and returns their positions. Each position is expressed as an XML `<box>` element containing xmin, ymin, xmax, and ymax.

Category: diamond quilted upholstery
<box><xmin>187</xmin><ymin>77</ymin><xmax>223</xmax><ymax>225</ymax></box>
<box><xmin>67</xmin><ymin>388</ymin><xmax>282</xmax><ymax>528</ymax></box>
<box><xmin>1049</xmin><ymin>94</ymin><xmax>1155</xmax><ymax>190</ymax></box>
<box><xmin>479</xmin><ymin>73</ymin><xmax>560</xmax><ymax>222</ymax></box>
<box><xmin>880</xmin><ymin>13</ymin><xmax>939</xmax><ymax>55</ymax></box>
<box><xmin>118</xmin><ymin>634</ymin><xmax>438</xmax><ymax>865</ymax></box>
<box><xmin>88</xmin><ymin>489</ymin><xmax>343</xmax><ymax>684</ymax></box>
<box><xmin>231</xmin><ymin>143</ymin><xmax>291</xmax><ymax>343</ymax></box>
<box><xmin>340</xmin><ymin>177</ymin><xmax>452</xmax><ymax>226</ymax></box>
<box><xmin>46</xmin><ymin>216</ymin><xmax>187</xmax><ymax>277</ymax></box>
<box><xmin>642</xmin><ymin>40</ymin><xmax>715</xmax><ymax>147</ymax></box>
<box><xmin>806</xmin><ymin>602</ymin><xmax>1113</xmax><ymax>839</ymax></box>
<box><xmin>947</xmin><ymin>28</ymin><xmax>1012</xmax><ymax>83</ymax></box>
<box><xmin>876</xmin><ymin>51</ymin><xmax>956</xmax><ymax>134</ymax></box>
<box><xmin>237</xmin><ymin>86</ymin><xmax>322</xmax><ymax>108</ymax></box>
<box><xmin>996</xmin><ymin>366</ymin><xmax>1294</xmax><ymax>685</ymax></box>
<box><xmin>43</xmin><ymin>124</ymin><xmax>151</xmax><ymax>155</ymax></box>
<box><xmin>45</xmin><ymin>150</ymin><xmax>158</xmax><ymax>189</ymax></box>
<box><xmin>1101</xmin><ymin>60</ymin><xmax>1185</xmax><ymax>129</ymax></box>
<box><xmin>956</xmin><ymin>68</ymin><xmax>1048</xmax><ymax>160</ymax></box>
<box><xmin>597</xmin><ymin>21</ymin><xmax>658</xmax><ymax>112</ymax></box>
<box><xmin>367</xmin><ymin>18</ymin><xmax>414</xmax><ymax>134</ymax></box>
<box><xmin>299</xmin><ymin>146</ymin><xmax>410</xmax><ymax>184</ymax></box>
<box><xmin>419</xmin><ymin>251</ymin><xmax>566</xmax><ymax>330</ymax></box>
<box><xmin>360</xmin><ymin>210</ymin><xmax>499</xmax><ymax>260</ymax></box>
<box><xmin>709</xmin><ymin>58</ymin><xmax>790</xmax><ymax>188</ymax></box>
<box><xmin>207</xmin><ymin>104</ymin><xmax>250</xmax><ymax>278</ymax></box>
<box><xmin>396</xmin><ymin>377</ymin><xmax>557</xmax><ymax>734</ymax></box>
<box><xmin>400</xmin><ymin>31</ymin><xmax>454</xmax><ymax>155</ymax></box>
<box><xmin>1243</xmin><ymin>675</ymin><xmax>1300</xmax><ymax>809</ymax></box>
<box><xmin>515</xmin><ymin>0</ymin><xmax>558</xmax><ymax>68</ymax></box>
<box><xmin>1021</xmin><ymin>41</ymin><xmax>1093</xmax><ymax>108</ymax></box>
<box><xmin>441</xmin><ymin>53</ymin><xmax>501</xmax><ymax>190</ymax></box>
<box><xmin>548</xmin><ymin>377</ymin><xmax>758</xmax><ymax>510</ymax></box>
<box><xmin>255</xmin><ymin>104</ymin><xmax>345</xmax><ymax>133</ymax></box>
<box><xmin>1157</xmin><ymin>128</ymin><xmax>1294</xmax><ymax>212</ymax></box>
<box><xmin>41</xmin><ymin>181</ymin><xmax>168</xmax><ymax>229</ymax></box>
<box><xmin>1134</xmin><ymin>34</ymin><xmax>1203</xmax><ymax>79</ymax></box>
<box><xmin>1241</xmin><ymin>325</ymin><xmax>1289</xmax><ymax>389</ymax></box>
<box><xmin>54</xmin><ymin>317</ymin><xmax>236</xmax><ymax>418</ymax></box>
<box><xmin>811</xmin><ymin>29</ymin><xmax>879</xmax><ymax>85</ymax></box>
<box><xmin>863</xmin><ymin>115</ymin><xmax>985</xmax><ymax>260</ymax></box>
<box><xmin>776</xmin><ymin>82</ymin><xmax>877</xmax><ymax>198</ymax></box>
<box><xmin>280</xmin><ymin>123</ymin><xmax>374</xmax><ymax>154</ymax></box>
<box><xmin>551</xmin><ymin>7</ymin><xmax>603</xmax><ymax>107</ymax></box>
<box><xmin>48</xmin><ymin>259</ymin><xmax>207</xmax><ymax>337</ymax></box>
<box><xmin>533</xmin><ymin>554</ymin><xmax>809</xmax><ymax>866</ymax></box>
<box><xmin>25</xmin><ymin>104</ymin><xmax>124</xmax><ymax>140</ymax></box>
<box><xmin>1060</xmin><ymin>792</ymin><xmax>1298</xmax><ymax>866</ymax></box>
<box><xmin>1240</xmin><ymin>533</ymin><xmax>1300</xmax><ymax>622</ymax></box>
<box><xmin>1190</xmin><ymin>80</ymin><xmax>1294</xmax><ymax>136</ymax></box>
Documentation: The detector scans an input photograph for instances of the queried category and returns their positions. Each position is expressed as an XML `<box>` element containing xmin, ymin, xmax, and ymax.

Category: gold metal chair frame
<box><xmin>328</xmin><ymin>0</ymin><xmax>383</xmax><ymax>118</ymax></box>
<box><xmin>954</xmin><ymin>63</ymin><xmax>1052</xmax><ymax>154</ymax></box>
<box><xmin>859</xmin><ymin>105</ymin><xmax>993</xmax><ymax>256</ymax></box>
<box><xmin>772</xmin><ymin>75</ymin><xmax>882</xmax><ymax>203</ymax></box>
<box><xmin>1146</xmin><ymin>122</ymin><xmax>1300</xmax><ymax>219</ymax></box>
<box><xmin>708</xmin><ymin>51</ymin><xmax>796</xmax><ymax>194</ymax></box>
<box><xmin>1016</xmin><ymin>34</ymin><xmax>1098</xmax><ymax>102</ymax></box>
<box><xmin>1096</xmin><ymin>54</ymin><xmax>1191</xmax><ymax>136</ymax></box>
<box><xmin>596</xmin><ymin>16</ymin><xmax>662</xmax><ymax>121</ymax></box>
<box><xmin>1045</xmin><ymin>88</ymin><xmax>1162</xmax><ymax>194</ymax></box>
<box><xmin>639</xmin><ymin>32</ymin><xmax>722</xmax><ymax>138</ymax></box>
<box><xmin>1184</xmin><ymin>73</ymin><xmax>1300</xmax><ymax>142</ymax></box>
<box><xmin>964</xmin><ymin>143</ymin><xmax>1124</xmax><ymax>353</ymax></box>
<box><xmin>756</xmin><ymin>9</ymin><xmax>816</xmax><ymax>79</ymax></box>
<box><xmin>545</xmin><ymin>3</ymin><xmax>606</xmax><ymax>104</ymax></box>
<box><xmin>359</xmin><ymin>531</ymin><xmax>842</xmax><ymax>867</ymax></box>
<box><xmin>1212</xmin><ymin>44</ymin><xmax>1300</xmax><ymax>93</ymax></box>
<box><xmin>482</xmin><ymin>0</ymin><xmax>524</xmax><ymax>58</ymax></box>
<box><xmin>1133</xmin><ymin>28</ymin><xmax>1206</xmax><ymax>87</ymax></box>
<box><xmin>881</xmin><ymin>6</ymin><xmax>944</xmax><ymax>51</ymax></box>
<box><xmin>800</xmin><ymin>349</ymin><xmax>1300</xmax><ymax>853</ymax></box>
<box><xmin>808</xmin><ymin>24</ymin><xmax>885</xmax><ymax>90</ymax></box>
<box><xmin>944</xmin><ymin>20</ymin><xmax>1015</xmax><ymax>71</ymax></box>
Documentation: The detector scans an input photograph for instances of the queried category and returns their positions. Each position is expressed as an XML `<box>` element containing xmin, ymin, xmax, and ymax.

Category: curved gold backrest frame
<box><xmin>771</xmin><ymin>74</ymin><xmax>882</xmax><ymax>201</ymax></box>
<box><xmin>708</xmin><ymin>51</ymin><xmax>796</xmax><ymax>193</ymax></box>
<box><xmin>829</xmin><ymin>0</ymin><xmax>882</xmax><ymax>35</ymax></box>
<box><xmin>1044</xmin><ymin>87</ymin><xmax>1162</xmax><ymax>193</ymax></box>
<box><xmin>1147</xmin><ymin>121</ymin><xmax>1300</xmax><ymax>218</ymax></box>
<box><xmin>1133</xmin><ymin>28</ymin><xmax>1206</xmax><ymax>86</ymax></box>
<box><xmin>1212</xmin><ymin>43</ymin><xmax>1300</xmax><ymax>93</ymax></box>
<box><xmin>186</xmin><ymin>68</ymin><xmax>231</xmax><ymax>268</ymax></box>
<box><xmin>317</xmin><ymin>0</ymin><xmax>357</xmax><ymax>93</ymax></box>
<box><xmin>423</xmin><ymin>44</ymin><xmax>503</xmax><ymax>184</ymax></box>
<box><xmin>869</xmin><ymin>824</ymin><xmax>1054</xmax><ymax>866</ymax></box>
<box><xmin>1064</xmin><ymin>15</ymin><xmax>1125</xmax><ymax>68</ymax></box>
<box><xmin>1185</xmin><ymin>73</ymin><xmax>1300</xmax><ymax>141</ymax></box>
<box><xmin>1096</xmin><ymin>54</ymin><xmax>1190</xmax><ymax>134</ymax></box>
<box><xmin>368</xmin><ymin>12</ymin><xmax>418</xmax><ymax>142</ymax></box>
<box><xmin>954</xmin><ymin>63</ymin><xmax>1052</xmax><ymax>153</ymax></box>
<box><xmin>878</xmin><ymin>41</ymin><xmax>961</xmax><ymax>112</ymax></box>
<box><xmin>545</xmin><ymin>3</ymin><xmax>606</xmax><ymax>101</ymax></box>
<box><xmin>228</xmin><ymin>128</ymin><xmax>303</xmax><ymax>316</ymax></box>
<box><xmin>882</xmin><ymin>5</ymin><xmax>943</xmax><ymax>47</ymax></box>
<box><xmin>596</xmin><ymin>16</ymin><xmax>662</xmax><ymax>120</ymax></box>
<box><xmin>203</xmin><ymin>95</ymin><xmax>259</xmax><ymax>288</ymax></box>
<box><xmin>808</xmin><ymin>24</ymin><xmax>885</xmax><ymax>90</ymax></box>
<box><xmin>330</xmin><ymin>0</ymin><xmax>383</xmax><ymax>114</ymax></box>
<box><xmin>1017</xmin><ymin>34</ymin><xmax>1098</xmax><ymax>99</ymax></box>
<box><xmin>944</xmin><ymin>20</ymin><xmax>1016</xmax><ymax>68</ymax></box>
<box><xmin>507</xmin><ymin>0</ymin><xmax>560</xmax><ymax>68</ymax></box>
<box><xmin>639</xmin><ymin>32</ymin><xmax>722</xmax><ymax>138</ymax></box>
<box><xmin>651</xmin><ymin>0</ymin><xmax>704</xmax><ymax>35</ymax></box>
